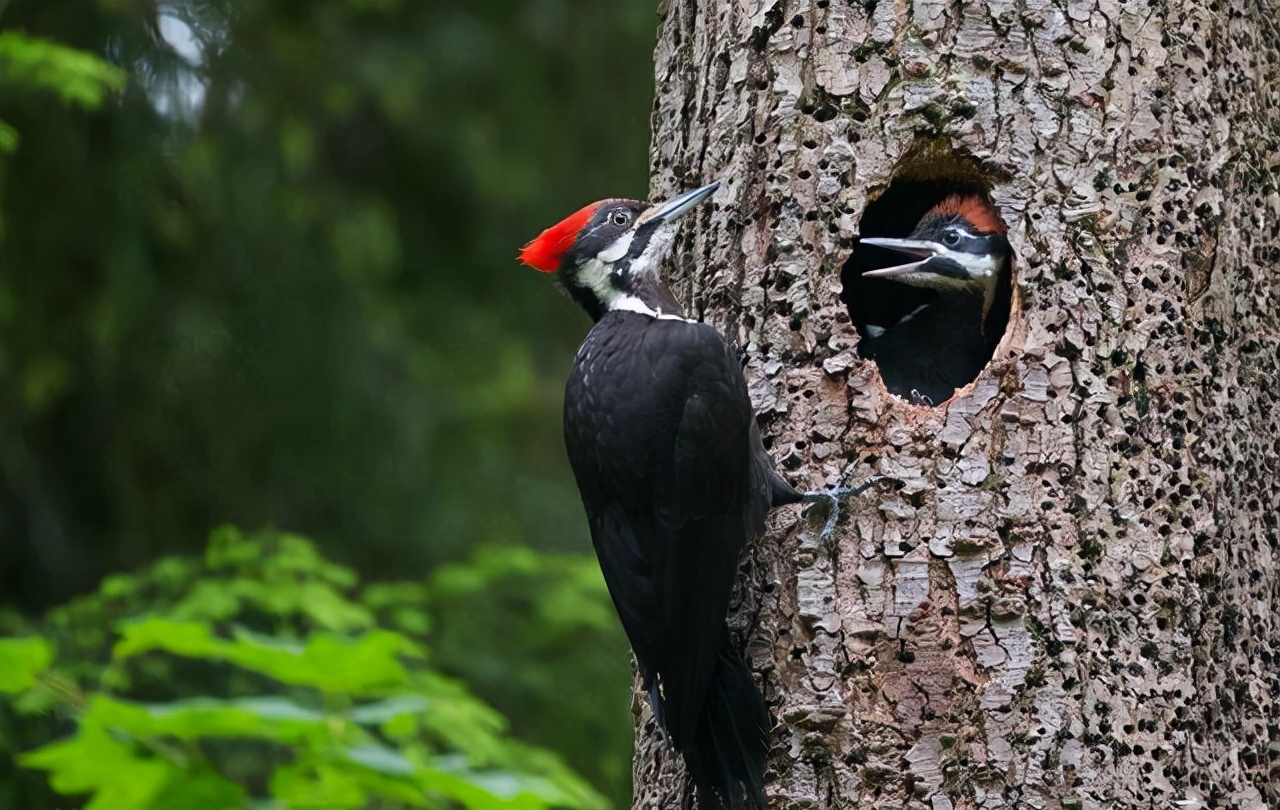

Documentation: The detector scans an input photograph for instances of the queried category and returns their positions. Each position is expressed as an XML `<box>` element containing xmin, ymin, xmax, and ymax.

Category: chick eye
<box><xmin>611</xmin><ymin>211</ymin><xmax>632</xmax><ymax>227</ymax></box>
<box><xmin>942</xmin><ymin>230</ymin><xmax>962</xmax><ymax>247</ymax></box>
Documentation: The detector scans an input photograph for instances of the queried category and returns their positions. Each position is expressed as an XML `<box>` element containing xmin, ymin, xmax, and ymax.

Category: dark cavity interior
<box><xmin>840</xmin><ymin>176</ymin><xmax>1014</xmax><ymax>407</ymax></box>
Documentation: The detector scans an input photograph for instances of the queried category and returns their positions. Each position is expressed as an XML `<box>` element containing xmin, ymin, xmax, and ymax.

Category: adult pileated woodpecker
<box><xmin>857</xmin><ymin>193</ymin><xmax>1010</xmax><ymax>404</ymax></box>
<box><xmin>519</xmin><ymin>181</ymin><xmax>866</xmax><ymax>809</ymax></box>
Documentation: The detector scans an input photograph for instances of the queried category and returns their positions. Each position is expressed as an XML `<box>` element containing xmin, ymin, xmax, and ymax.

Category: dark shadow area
<box><xmin>841</xmin><ymin>174</ymin><xmax>1014</xmax><ymax>406</ymax></box>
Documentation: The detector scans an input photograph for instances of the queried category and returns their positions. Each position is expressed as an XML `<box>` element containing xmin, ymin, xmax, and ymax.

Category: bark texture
<box><xmin>636</xmin><ymin>1</ymin><xmax>1280</xmax><ymax>807</ymax></box>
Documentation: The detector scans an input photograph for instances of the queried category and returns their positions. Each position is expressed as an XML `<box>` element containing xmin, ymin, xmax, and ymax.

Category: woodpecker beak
<box><xmin>640</xmin><ymin>181</ymin><xmax>721</xmax><ymax>226</ymax></box>
<box><xmin>857</xmin><ymin>237</ymin><xmax>948</xmax><ymax>278</ymax></box>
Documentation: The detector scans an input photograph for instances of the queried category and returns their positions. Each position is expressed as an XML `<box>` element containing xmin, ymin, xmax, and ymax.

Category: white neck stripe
<box><xmin>611</xmin><ymin>295</ymin><xmax>693</xmax><ymax>322</ymax></box>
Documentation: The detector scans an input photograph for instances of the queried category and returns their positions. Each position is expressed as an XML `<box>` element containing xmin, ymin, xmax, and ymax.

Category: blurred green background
<box><xmin>0</xmin><ymin>0</ymin><xmax>656</xmax><ymax>807</ymax></box>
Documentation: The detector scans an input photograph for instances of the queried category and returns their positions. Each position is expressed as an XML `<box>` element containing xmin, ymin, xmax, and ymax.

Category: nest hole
<box><xmin>840</xmin><ymin>165</ymin><xmax>1014</xmax><ymax>406</ymax></box>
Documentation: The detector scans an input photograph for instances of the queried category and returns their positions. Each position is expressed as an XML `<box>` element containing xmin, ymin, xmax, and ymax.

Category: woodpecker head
<box><xmin>519</xmin><ymin>181</ymin><xmax>719</xmax><ymax>322</ymax></box>
<box><xmin>859</xmin><ymin>194</ymin><xmax>1010</xmax><ymax>313</ymax></box>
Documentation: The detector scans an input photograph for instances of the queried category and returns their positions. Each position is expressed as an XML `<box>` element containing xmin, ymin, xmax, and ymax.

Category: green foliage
<box><xmin>2</xmin><ymin>528</ymin><xmax>609</xmax><ymax>810</ymax></box>
<box><xmin>0</xmin><ymin>30</ymin><xmax>126</xmax><ymax>153</ymax></box>
<box><xmin>0</xmin><ymin>0</ymin><xmax>650</xmax><ymax>804</ymax></box>
<box><xmin>0</xmin><ymin>119</ymin><xmax>18</xmax><ymax>152</ymax></box>
<box><xmin>0</xmin><ymin>31</ymin><xmax>126</xmax><ymax>107</ymax></box>
<box><xmin>426</xmin><ymin>549</ymin><xmax>632</xmax><ymax>794</ymax></box>
<box><xmin>0</xmin><ymin>637</ymin><xmax>53</xmax><ymax>694</ymax></box>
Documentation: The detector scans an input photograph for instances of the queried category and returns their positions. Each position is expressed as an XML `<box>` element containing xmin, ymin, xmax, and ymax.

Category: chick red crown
<box><xmin>931</xmin><ymin>194</ymin><xmax>1007</xmax><ymax>235</ymax></box>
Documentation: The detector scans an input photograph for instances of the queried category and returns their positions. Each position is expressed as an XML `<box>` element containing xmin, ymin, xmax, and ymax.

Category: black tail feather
<box><xmin>682</xmin><ymin>646</ymin><xmax>770</xmax><ymax>810</ymax></box>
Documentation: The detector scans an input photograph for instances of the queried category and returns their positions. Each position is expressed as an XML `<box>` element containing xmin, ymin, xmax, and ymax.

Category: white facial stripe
<box><xmin>875</xmin><ymin>252</ymin><xmax>1004</xmax><ymax>298</ymax></box>
<box><xmin>631</xmin><ymin>226</ymin><xmax>673</xmax><ymax>277</ymax></box>
<box><xmin>598</xmin><ymin>231</ymin><xmax>634</xmax><ymax>263</ymax></box>
<box><xmin>952</xmin><ymin>251</ymin><xmax>998</xmax><ymax>279</ymax></box>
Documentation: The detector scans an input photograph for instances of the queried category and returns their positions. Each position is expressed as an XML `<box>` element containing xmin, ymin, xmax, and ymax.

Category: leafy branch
<box><xmin>0</xmin><ymin>30</ymin><xmax>127</xmax><ymax>152</ymax></box>
<box><xmin>0</xmin><ymin>527</ymin><xmax>608</xmax><ymax>810</ymax></box>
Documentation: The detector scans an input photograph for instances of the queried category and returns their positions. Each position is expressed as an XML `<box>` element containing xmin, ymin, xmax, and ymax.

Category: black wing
<box><xmin>563</xmin><ymin>313</ymin><xmax>765</xmax><ymax>747</ymax></box>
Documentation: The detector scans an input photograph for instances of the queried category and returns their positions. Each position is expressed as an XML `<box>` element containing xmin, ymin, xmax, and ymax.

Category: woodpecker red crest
<box><xmin>518</xmin><ymin>201</ymin><xmax>602</xmax><ymax>272</ymax></box>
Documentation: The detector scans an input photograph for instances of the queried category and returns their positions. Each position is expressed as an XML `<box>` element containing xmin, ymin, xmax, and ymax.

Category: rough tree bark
<box><xmin>635</xmin><ymin>1</ymin><xmax>1280</xmax><ymax>808</ymax></box>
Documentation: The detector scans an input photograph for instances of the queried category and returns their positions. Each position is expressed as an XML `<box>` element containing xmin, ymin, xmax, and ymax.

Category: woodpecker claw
<box><xmin>799</xmin><ymin>476</ymin><xmax>898</xmax><ymax>543</ymax></box>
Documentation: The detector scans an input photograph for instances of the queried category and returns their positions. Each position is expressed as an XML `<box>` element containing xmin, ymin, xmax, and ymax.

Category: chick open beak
<box><xmin>858</xmin><ymin>237</ymin><xmax>948</xmax><ymax>278</ymax></box>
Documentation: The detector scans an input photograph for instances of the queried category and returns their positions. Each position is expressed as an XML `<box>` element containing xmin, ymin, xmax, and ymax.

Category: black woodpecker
<box><xmin>519</xmin><ymin>181</ymin><xmax>869</xmax><ymax>809</ymax></box>
<box><xmin>857</xmin><ymin>194</ymin><xmax>1011</xmax><ymax>405</ymax></box>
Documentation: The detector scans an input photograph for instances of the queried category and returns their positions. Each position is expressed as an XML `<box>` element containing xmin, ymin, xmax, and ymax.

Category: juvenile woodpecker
<box><xmin>519</xmin><ymin>182</ymin><xmax>870</xmax><ymax>809</ymax></box>
<box><xmin>858</xmin><ymin>194</ymin><xmax>1010</xmax><ymax>405</ymax></box>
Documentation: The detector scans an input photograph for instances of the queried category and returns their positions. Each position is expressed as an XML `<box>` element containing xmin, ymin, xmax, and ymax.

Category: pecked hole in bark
<box><xmin>840</xmin><ymin>157</ymin><xmax>1014</xmax><ymax>407</ymax></box>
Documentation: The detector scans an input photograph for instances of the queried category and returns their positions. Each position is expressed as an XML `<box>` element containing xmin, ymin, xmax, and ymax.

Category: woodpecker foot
<box><xmin>799</xmin><ymin>476</ymin><xmax>898</xmax><ymax>543</ymax></box>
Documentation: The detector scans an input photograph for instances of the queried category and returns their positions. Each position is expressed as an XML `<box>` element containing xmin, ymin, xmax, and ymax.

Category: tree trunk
<box><xmin>635</xmin><ymin>1</ymin><xmax>1279</xmax><ymax>807</ymax></box>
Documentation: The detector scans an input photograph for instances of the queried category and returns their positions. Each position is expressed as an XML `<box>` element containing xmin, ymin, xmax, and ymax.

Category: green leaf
<box><xmin>343</xmin><ymin>743</ymin><xmax>416</xmax><ymax>777</ymax></box>
<box><xmin>364</xmin><ymin>581</ymin><xmax>432</xmax><ymax>635</ymax></box>
<box><xmin>269</xmin><ymin>761</ymin><xmax>368</xmax><ymax>810</ymax></box>
<box><xmin>9</xmin><ymin>668</ymin><xmax>83</xmax><ymax>716</ymax></box>
<box><xmin>0</xmin><ymin>118</ymin><xmax>19</xmax><ymax>153</ymax></box>
<box><xmin>268</xmin><ymin>534</ymin><xmax>359</xmax><ymax>588</ymax></box>
<box><xmin>429</xmin><ymin>753</ymin><xmax>609</xmax><ymax>810</ymax></box>
<box><xmin>347</xmin><ymin>694</ymin><xmax>429</xmax><ymax>725</ymax></box>
<box><xmin>205</xmin><ymin>524</ymin><xmax>262</xmax><ymax>569</ymax></box>
<box><xmin>170</xmin><ymin>579</ymin><xmax>243</xmax><ymax>623</ymax></box>
<box><xmin>148</xmin><ymin>769</ymin><xmax>247</xmax><ymax>810</ymax></box>
<box><xmin>421</xmin><ymin>754</ymin><xmax>602</xmax><ymax>810</ymax></box>
<box><xmin>21</xmin><ymin>724</ymin><xmax>172</xmax><ymax>810</ymax></box>
<box><xmin>413</xmin><ymin>671</ymin><xmax>508</xmax><ymax>760</ymax></box>
<box><xmin>0</xmin><ymin>31</ymin><xmax>127</xmax><ymax>109</ymax></box>
<box><xmin>113</xmin><ymin>618</ymin><xmax>418</xmax><ymax>693</ymax></box>
<box><xmin>0</xmin><ymin>636</ymin><xmax>53</xmax><ymax>693</ymax></box>
<box><xmin>240</xmin><ymin>578</ymin><xmax>372</xmax><ymax>631</ymax></box>
<box><xmin>89</xmin><ymin>694</ymin><xmax>330</xmax><ymax>744</ymax></box>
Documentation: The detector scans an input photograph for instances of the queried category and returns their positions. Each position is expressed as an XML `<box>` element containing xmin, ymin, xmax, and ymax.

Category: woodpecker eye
<box><xmin>942</xmin><ymin>229</ymin><xmax>962</xmax><ymax>247</ymax></box>
<box><xmin>611</xmin><ymin>211</ymin><xmax>632</xmax><ymax>227</ymax></box>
